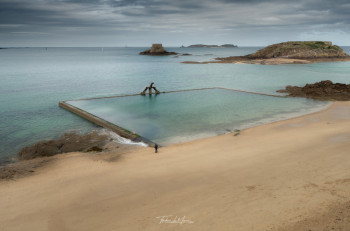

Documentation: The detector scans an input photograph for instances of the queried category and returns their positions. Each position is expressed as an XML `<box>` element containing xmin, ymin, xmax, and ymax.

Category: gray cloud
<box><xmin>0</xmin><ymin>0</ymin><xmax>350</xmax><ymax>46</ymax></box>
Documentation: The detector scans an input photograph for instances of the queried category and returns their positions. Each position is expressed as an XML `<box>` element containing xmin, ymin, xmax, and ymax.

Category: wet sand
<box><xmin>1</xmin><ymin>101</ymin><xmax>350</xmax><ymax>231</ymax></box>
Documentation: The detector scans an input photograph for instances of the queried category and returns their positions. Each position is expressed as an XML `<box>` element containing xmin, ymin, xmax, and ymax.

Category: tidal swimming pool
<box><xmin>66</xmin><ymin>89</ymin><xmax>329</xmax><ymax>145</ymax></box>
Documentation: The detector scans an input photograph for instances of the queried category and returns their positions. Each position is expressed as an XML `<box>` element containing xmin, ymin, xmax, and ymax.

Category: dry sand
<box><xmin>1</xmin><ymin>101</ymin><xmax>350</xmax><ymax>231</ymax></box>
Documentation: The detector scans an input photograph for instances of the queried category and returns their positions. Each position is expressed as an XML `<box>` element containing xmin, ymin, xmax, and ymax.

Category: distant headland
<box><xmin>182</xmin><ymin>44</ymin><xmax>237</xmax><ymax>48</ymax></box>
<box><xmin>183</xmin><ymin>41</ymin><xmax>350</xmax><ymax>65</ymax></box>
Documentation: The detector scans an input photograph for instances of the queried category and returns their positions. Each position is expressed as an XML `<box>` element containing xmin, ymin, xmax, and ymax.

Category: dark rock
<box><xmin>277</xmin><ymin>80</ymin><xmax>350</xmax><ymax>101</ymax></box>
<box><xmin>0</xmin><ymin>159</ymin><xmax>51</xmax><ymax>180</ymax></box>
<box><xmin>59</xmin><ymin>131</ymin><xmax>109</xmax><ymax>153</ymax></box>
<box><xmin>86</xmin><ymin>146</ymin><xmax>103</xmax><ymax>152</ymax></box>
<box><xmin>18</xmin><ymin>140</ymin><xmax>60</xmax><ymax>160</ymax></box>
<box><xmin>18</xmin><ymin>131</ymin><xmax>110</xmax><ymax>160</ymax></box>
<box><xmin>139</xmin><ymin>44</ymin><xmax>178</xmax><ymax>56</ymax></box>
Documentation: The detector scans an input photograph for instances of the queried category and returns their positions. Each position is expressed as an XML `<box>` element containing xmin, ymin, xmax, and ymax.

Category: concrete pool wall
<box><xmin>59</xmin><ymin>100</ymin><xmax>156</xmax><ymax>146</ymax></box>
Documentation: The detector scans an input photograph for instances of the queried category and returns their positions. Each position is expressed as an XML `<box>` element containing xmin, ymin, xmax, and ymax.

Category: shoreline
<box><xmin>2</xmin><ymin>96</ymin><xmax>330</xmax><ymax>167</ymax></box>
<box><xmin>1</xmin><ymin>101</ymin><xmax>350</xmax><ymax>230</ymax></box>
<box><xmin>161</xmin><ymin>100</ymin><xmax>332</xmax><ymax>146</ymax></box>
<box><xmin>164</xmin><ymin>100</ymin><xmax>339</xmax><ymax>149</ymax></box>
<box><xmin>1</xmin><ymin>98</ymin><xmax>331</xmax><ymax>167</ymax></box>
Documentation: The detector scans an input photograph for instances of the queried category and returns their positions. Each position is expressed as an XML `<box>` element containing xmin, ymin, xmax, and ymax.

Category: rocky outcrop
<box><xmin>18</xmin><ymin>131</ymin><xmax>110</xmax><ymax>160</ymax></box>
<box><xmin>140</xmin><ymin>44</ymin><xmax>178</xmax><ymax>56</ymax></box>
<box><xmin>183</xmin><ymin>41</ymin><xmax>350</xmax><ymax>65</ymax></box>
<box><xmin>249</xmin><ymin>41</ymin><xmax>348</xmax><ymax>59</ymax></box>
<box><xmin>277</xmin><ymin>80</ymin><xmax>350</xmax><ymax>101</ymax></box>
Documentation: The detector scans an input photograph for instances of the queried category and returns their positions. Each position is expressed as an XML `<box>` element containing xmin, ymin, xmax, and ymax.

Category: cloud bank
<box><xmin>1</xmin><ymin>0</ymin><xmax>350</xmax><ymax>46</ymax></box>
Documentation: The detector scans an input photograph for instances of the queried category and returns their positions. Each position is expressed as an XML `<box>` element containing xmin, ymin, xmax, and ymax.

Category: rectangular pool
<box><xmin>66</xmin><ymin>89</ymin><xmax>329</xmax><ymax>145</ymax></box>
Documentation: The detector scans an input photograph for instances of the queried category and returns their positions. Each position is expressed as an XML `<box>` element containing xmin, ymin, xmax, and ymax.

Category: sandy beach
<box><xmin>1</xmin><ymin>101</ymin><xmax>350</xmax><ymax>231</ymax></box>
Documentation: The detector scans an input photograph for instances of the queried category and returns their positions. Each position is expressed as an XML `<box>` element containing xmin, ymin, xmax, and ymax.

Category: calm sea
<box><xmin>1</xmin><ymin>46</ymin><xmax>350</xmax><ymax>161</ymax></box>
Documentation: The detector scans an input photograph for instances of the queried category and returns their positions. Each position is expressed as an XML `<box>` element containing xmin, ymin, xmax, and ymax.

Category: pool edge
<box><xmin>58</xmin><ymin>101</ymin><xmax>155</xmax><ymax>147</ymax></box>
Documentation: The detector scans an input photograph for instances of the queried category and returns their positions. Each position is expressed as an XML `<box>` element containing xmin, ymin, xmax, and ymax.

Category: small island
<box><xmin>183</xmin><ymin>41</ymin><xmax>350</xmax><ymax>65</ymax></box>
<box><xmin>183</xmin><ymin>44</ymin><xmax>237</xmax><ymax>48</ymax></box>
<box><xmin>140</xmin><ymin>44</ymin><xmax>178</xmax><ymax>56</ymax></box>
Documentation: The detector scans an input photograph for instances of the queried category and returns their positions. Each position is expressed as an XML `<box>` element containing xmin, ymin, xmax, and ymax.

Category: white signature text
<box><xmin>156</xmin><ymin>215</ymin><xmax>194</xmax><ymax>225</ymax></box>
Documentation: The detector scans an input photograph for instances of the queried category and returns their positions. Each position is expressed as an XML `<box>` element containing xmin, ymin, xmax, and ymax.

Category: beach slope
<box><xmin>1</xmin><ymin>102</ymin><xmax>350</xmax><ymax>231</ymax></box>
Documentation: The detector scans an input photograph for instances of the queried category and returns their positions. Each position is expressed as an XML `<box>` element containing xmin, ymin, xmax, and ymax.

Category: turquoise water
<box><xmin>0</xmin><ymin>47</ymin><xmax>350</xmax><ymax>160</ymax></box>
<box><xmin>67</xmin><ymin>89</ymin><xmax>329</xmax><ymax>145</ymax></box>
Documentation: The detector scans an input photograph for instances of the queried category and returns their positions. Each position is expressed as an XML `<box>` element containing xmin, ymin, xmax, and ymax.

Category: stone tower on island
<box><xmin>149</xmin><ymin>44</ymin><xmax>165</xmax><ymax>53</ymax></box>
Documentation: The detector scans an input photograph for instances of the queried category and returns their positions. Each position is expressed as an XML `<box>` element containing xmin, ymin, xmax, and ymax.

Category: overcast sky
<box><xmin>1</xmin><ymin>0</ymin><xmax>350</xmax><ymax>47</ymax></box>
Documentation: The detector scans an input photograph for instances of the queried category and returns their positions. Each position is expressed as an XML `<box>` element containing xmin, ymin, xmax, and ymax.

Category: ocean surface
<box><xmin>1</xmin><ymin>46</ymin><xmax>350</xmax><ymax>161</ymax></box>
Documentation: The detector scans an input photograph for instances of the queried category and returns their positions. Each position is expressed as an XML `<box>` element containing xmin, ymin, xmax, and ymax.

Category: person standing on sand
<box><xmin>154</xmin><ymin>143</ymin><xmax>159</xmax><ymax>153</ymax></box>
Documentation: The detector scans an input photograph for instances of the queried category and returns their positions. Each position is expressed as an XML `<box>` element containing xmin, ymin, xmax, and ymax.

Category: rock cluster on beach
<box><xmin>140</xmin><ymin>44</ymin><xmax>178</xmax><ymax>56</ymax></box>
<box><xmin>18</xmin><ymin>131</ymin><xmax>111</xmax><ymax>160</ymax></box>
<box><xmin>183</xmin><ymin>41</ymin><xmax>350</xmax><ymax>65</ymax></box>
<box><xmin>277</xmin><ymin>80</ymin><xmax>350</xmax><ymax>101</ymax></box>
<box><xmin>1</xmin><ymin>131</ymin><xmax>142</xmax><ymax>179</ymax></box>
